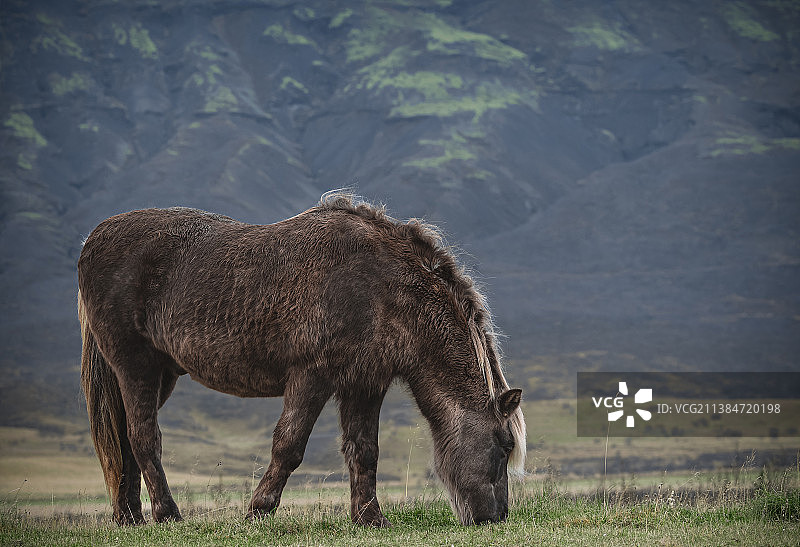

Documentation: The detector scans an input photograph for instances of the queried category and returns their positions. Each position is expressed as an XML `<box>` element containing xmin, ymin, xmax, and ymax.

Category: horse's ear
<box><xmin>497</xmin><ymin>388</ymin><xmax>522</xmax><ymax>418</ymax></box>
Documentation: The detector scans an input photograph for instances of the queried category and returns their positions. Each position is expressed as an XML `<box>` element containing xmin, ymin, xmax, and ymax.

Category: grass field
<box><xmin>2</xmin><ymin>475</ymin><xmax>799</xmax><ymax>546</ymax></box>
<box><xmin>2</xmin><ymin>443</ymin><xmax>799</xmax><ymax>546</ymax></box>
<box><xmin>2</xmin><ymin>396</ymin><xmax>799</xmax><ymax>545</ymax></box>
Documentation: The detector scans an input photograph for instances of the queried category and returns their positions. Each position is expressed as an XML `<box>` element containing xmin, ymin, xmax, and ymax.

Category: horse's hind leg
<box><xmin>248</xmin><ymin>371</ymin><xmax>333</xmax><ymax>518</ymax></box>
<box><xmin>116</xmin><ymin>431</ymin><xmax>145</xmax><ymax>524</ymax></box>
<box><xmin>113</xmin><ymin>348</ymin><xmax>182</xmax><ymax>523</ymax></box>
<box><xmin>338</xmin><ymin>389</ymin><xmax>391</xmax><ymax>527</ymax></box>
<box><xmin>114</xmin><ymin>369</ymin><xmax>177</xmax><ymax>524</ymax></box>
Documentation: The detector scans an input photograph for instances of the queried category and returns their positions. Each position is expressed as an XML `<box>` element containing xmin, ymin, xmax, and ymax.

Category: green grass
<box><xmin>3</xmin><ymin>387</ymin><xmax>800</xmax><ymax>545</ymax></box>
<box><xmin>2</xmin><ymin>410</ymin><xmax>800</xmax><ymax>545</ymax></box>
<box><xmin>2</xmin><ymin>482</ymin><xmax>798</xmax><ymax>546</ymax></box>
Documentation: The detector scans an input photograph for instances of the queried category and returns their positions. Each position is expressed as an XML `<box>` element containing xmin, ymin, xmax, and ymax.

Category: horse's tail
<box><xmin>78</xmin><ymin>290</ymin><xmax>126</xmax><ymax>503</ymax></box>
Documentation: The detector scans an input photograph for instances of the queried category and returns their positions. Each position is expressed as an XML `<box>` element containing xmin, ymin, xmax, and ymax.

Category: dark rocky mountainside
<box><xmin>1</xmin><ymin>0</ymin><xmax>799</xmax><ymax>431</ymax></box>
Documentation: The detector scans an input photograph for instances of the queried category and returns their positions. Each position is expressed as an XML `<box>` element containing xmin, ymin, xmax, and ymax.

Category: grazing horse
<box><xmin>78</xmin><ymin>193</ymin><xmax>526</xmax><ymax>526</ymax></box>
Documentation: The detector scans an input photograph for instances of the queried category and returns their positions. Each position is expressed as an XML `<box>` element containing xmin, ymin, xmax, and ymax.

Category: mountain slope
<box><xmin>1</xmin><ymin>0</ymin><xmax>798</xmax><ymax>432</ymax></box>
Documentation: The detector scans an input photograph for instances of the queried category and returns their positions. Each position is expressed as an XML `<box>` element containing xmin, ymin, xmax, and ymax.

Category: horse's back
<box><xmin>81</xmin><ymin>207</ymin><xmax>237</xmax><ymax>256</ymax></box>
<box><xmin>78</xmin><ymin>204</ymin><xmax>375</xmax><ymax>319</ymax></box>
<box><xmin>77</xmin><ymin>205</ymin><xmax>399</xmax><ymax>396</ymax></box>
<box><xmin>78</xmin><ymin>207</ymin><xmax>241</xmax><ymax>320</ymax></box>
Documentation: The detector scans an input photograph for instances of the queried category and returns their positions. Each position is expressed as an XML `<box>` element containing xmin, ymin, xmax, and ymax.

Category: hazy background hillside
<box><xmin>1</xmin><ymin>0</ymin><xmax>799</xmax><ymax>480</ymax></box>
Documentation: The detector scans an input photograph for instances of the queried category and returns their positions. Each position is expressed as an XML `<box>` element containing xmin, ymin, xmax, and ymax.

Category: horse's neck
<box><xmin>404</xmin><ymin>370</ymin><xmax>484</xmax><ymax>434</ymax></box>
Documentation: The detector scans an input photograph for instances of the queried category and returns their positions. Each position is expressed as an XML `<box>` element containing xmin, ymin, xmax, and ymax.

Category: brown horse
<box><xmin>78</xmin><ymin>193</ymin><xmax>526</xmax><ymax>526</ymax></box>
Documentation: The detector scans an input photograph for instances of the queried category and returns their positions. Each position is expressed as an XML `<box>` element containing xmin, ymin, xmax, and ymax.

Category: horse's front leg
<box><xmin>338</xmin><ymin>388</ymin><xmax>391</xmax><ymax>527</ymax></box>
<box><xmin>248</xmin><ymin>371</ymin><xmax>333</xmax><ymax>518</ymax></box>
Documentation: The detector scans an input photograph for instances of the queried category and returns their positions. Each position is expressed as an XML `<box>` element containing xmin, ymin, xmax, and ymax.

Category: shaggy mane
<box><xmin>317</xmin><ymin>191</ymin><xmax>493</xmax><ymax>361</ymax></box>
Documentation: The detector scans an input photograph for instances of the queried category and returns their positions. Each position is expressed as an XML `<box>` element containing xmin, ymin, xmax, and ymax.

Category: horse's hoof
<box><xmin>114</xmin><ymin>512</ymin><xmax>146</xmax><ymax>526</ymax></box>
<box><xmin>247</xmin><ymin>507</ymin><xmax>278</xmax><ymax>520</ymax></box>
<box><xmin>152</xmin><ymin>500</ymin><xmax>183</xmax><ymax>523</ymax></box>
<box><xmin>358</xmin><ymin>517</ymin><xmax>391</xmax><ymax>528</ymax></box>
<box><xmin>248</xmin><ymin>492</ymin><xmax>281</xmax><ymax>519</ymax></box>
<box><xmin>154</xmin><ymin>513</ymin><xmax>183</xmax><ymax>523</ymax></box>
<box><xmin>353</xmin><ymin>510</ymin><xmax>392</xmax><ymax>528</ymax></box>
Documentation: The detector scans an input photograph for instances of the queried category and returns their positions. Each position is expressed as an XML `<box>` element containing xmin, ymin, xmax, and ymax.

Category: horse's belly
<box><xmin>177</xmin><ymin>356</ymin><xmax>287</xmax><ymax>398</ymax></box>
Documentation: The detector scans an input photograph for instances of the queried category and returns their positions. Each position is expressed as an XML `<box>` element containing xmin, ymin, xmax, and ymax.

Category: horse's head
<box><xmin>433</xmin><ymin>388</ymin><xmax>525</xmax><ymax>525</ymax></box>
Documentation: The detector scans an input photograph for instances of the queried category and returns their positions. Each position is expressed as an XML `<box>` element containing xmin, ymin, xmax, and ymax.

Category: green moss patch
<box><xmin>348</xmin><ymin>41</ymin><xmax>538</xmax><ymax>122</ymax></box>
<box><xmin>351</xmin><ymin>47</ymin><xmax>462</xmax><ymax>98</ymax></box>
<box><xmin>711</xmin><ymin>133</ymin><xmax>800</xmax><ymax>157</ymax></box>
<box><xmin>345</xmin><ymin>7</ymin><xmax>527</xmax><ymax>66</ymax></box>
<box><xmin>5</xmin><ymin>112</ymin><xmax>47</xmax><ymax>147</ymax></box>
<box><xmin>32</xmin><ymin>13</ymin><xmax>87</xmax><ymax>61</ymax></box>
<box><xmin>568</xmin><ymin>20</ymin><xmax>639</xmax><ymax>51</ymax></box>
<box><xmin>112</xmin><ymin>23</ymin><xmax>159</xmax><ymax>59</ymax></box>
<box><xmin>724</xmin><ymin>3</ymin><xmax>780</xmax><ymax>42</ymax></box>
<box><xmin>390</xmin><ymin>80</ymin><xmax>537</xmax><ymax>122</ymax></box>
<box><xmin>403</xmin><ymin>128</ymin><xmax>492</xmax><ymax>181</ymax></box>
<box><xmin>280</xmin><ymin>76</ymin><xmax>309</xmax><ymax>94</ymax></box>
<box><xmin>421</xmin><ymin>12</ymin><xmax>526</xmax><ymax>65</ymax></box>
<box><xmin>330</xmin><ymin>9</ymin><xmax>353</xmax><ymax>29</ymax></box>
<box><xmin>50</xmin><ymin>72</ymin><xmax>91</xmax><ymax>96</ymax></box>
<box><xmin>263</xmin><ymin>24</ymin><xmax>319</xmax><ymax>50</ymax></box>
<box><xmin>202</xmin><ymin>87</ymin><xmax>239</xmax><ymax>113</ymax></box>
